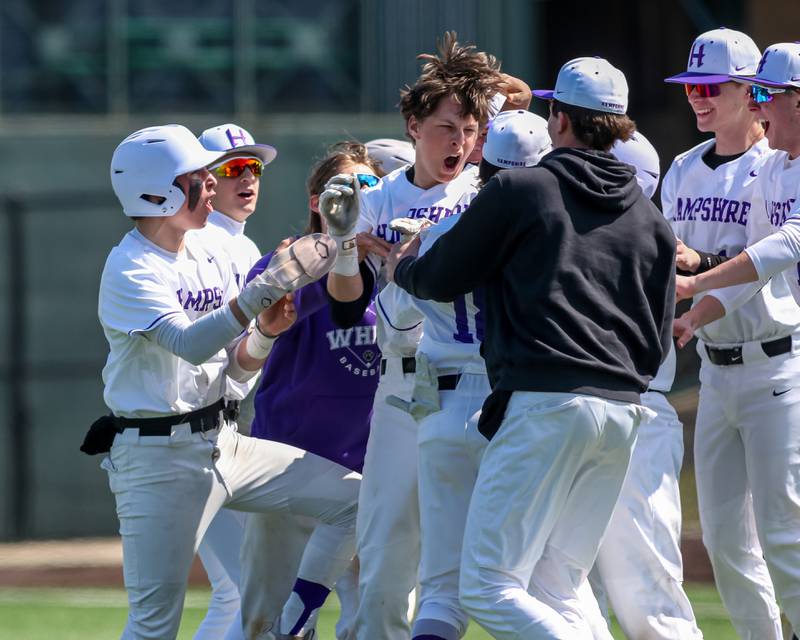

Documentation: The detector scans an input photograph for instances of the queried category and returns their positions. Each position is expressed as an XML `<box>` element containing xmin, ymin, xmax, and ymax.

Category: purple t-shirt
<box><xmin>246</xmin><ymin>252</ymin><xmax>379</xmax><ymax>472</ymax></box>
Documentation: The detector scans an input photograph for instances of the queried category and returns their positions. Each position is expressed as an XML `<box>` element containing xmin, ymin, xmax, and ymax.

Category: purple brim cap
<box><xmin>664</xmin><ymin>71</ymin><xmax>734</xmax><ymax>84</ymax></box>
<box><xmin>532</xmin><ymin>89</ymin><xmax>555</xmax><ymax>100</ymax></box>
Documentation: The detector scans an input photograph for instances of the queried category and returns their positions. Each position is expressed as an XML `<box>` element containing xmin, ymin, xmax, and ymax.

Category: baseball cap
<box><xmin>732</xmin><ymin>42</ymin><xmax>800</xmax><ymax>88</ymax></box>
<box><xmin>482</xmin><ymin>110</ymin><xmax>552</xmax><ymax>169</ymax></box>
<box><xmin>366</xmin><ymin>138</ymin><xmax>415</xmax><ymax>173</ymax></box>
<box><xmin>612</xmin><ymin>130</ymin><xmax>660</xmax><ymax>200</ymax></box>
<box><xmin>533</xmin><ymin>57</ymin><xmax>628</xmax><ymax>115</ymax></box>
<box><xmin>198</xmin><ymin>123</ymin><xmax>277</xmax><ymax>165</ymax></box>
<box><xmin>664</xmin><ymin>28</ymin><xmax>761</xmax><ymax>84</ymax></box>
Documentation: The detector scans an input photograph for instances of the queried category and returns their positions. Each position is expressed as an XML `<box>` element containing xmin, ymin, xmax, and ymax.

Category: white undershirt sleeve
<box><xmin>745</xmin><ymin>217</ymin><xmax>800</xmax><ymax>280</ymax></box>
<box><xmin>701</xmin><ymin>281</ymin><xmax>766</xmax><ymax>316</ymax></box>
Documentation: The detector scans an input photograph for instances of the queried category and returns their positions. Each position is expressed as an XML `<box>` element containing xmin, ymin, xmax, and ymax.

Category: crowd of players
<box><xmin>86</xmin><ymin>25</ymin><xmax>800</xmax><ymax>640</ymax></box>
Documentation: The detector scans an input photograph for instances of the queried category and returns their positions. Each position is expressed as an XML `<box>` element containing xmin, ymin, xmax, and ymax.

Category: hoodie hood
<box><xmin>541</xmin><ymin>147</ymin><xmax>640</xmax><ymax>211</ymax></box>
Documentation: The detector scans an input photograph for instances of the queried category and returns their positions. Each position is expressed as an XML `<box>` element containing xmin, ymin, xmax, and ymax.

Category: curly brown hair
<box><xmin>399</xmin><ymin>31</ymin><xmax>503</xmax><ymax>136</ymax></box>
<box><xmin>304</xmin><ymin>141</ymin><xmax>383</xmax><ymax>234</ymax></box>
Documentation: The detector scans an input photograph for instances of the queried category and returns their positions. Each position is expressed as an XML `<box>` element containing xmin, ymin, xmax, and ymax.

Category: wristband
<box><xmin>330</xmin><ymin>232</ymin><xmax>359</xmax><ymax>276</ymax></box>
<box><xmin>245</xmin><ymin>317</ymin><xmax>278</xmax><ymax>360</ymax></box>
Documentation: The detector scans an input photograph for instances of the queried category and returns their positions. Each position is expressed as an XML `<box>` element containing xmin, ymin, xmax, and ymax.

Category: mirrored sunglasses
<box><xmin>211</xmin><ymin>157</ymin><xmax>264</xmax><ymax>178</ymax></box>
<box><xmin>684</xmin><ymin>83</ymin><xmax>722</xmax><ymax>98</ymax></box>
<box><xmin>355</xmin><ymin>173</ymin><xmax>379</xmax><ymax>189</ymax></box>
<box><xmin>750</xmin><ymin>84</ymin><xmax>789</xmax><ymax>104</ymax></box>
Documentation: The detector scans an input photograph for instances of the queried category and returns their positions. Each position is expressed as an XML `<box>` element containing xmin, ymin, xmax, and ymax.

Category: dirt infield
<box><xmin>0</xmin><ymin>538</ymin><xmax>208</xmax><ymax>588</ymax></box>
<box><xmin>0</xmin><ymin>534</ymin><xmax>714</xmax><ymax>588</ymax></box>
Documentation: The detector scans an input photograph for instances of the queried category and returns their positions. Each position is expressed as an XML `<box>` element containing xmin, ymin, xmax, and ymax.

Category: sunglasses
<box><xmin>355</xmin><ymin>173</ymin><xmax>379</xmax><ymax>189</ymax></box>
<box><xmin>750</xmin><ymin>84</ymin><xmax>790</xmax><ymax>104</ymax></box>
<box><xmin>211</xmin><ymin>157</ymin><xmax>264</xmax><ymax>178</ymax></box>
<box><xmin>684</xmin><ymin>83</ymin><xmax>722</xmax><ymax>98</ymax></box>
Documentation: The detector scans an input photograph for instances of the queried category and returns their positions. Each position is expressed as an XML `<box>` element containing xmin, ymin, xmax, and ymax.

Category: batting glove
<box><xmin>237</xmin><ymin>234</ymin><xmax>337</xmax><ymax>320</ymax></box>
<box><xmin>389</xmin><ymin>216</ymin><xmax>434</xmax><ymax>242</ymax></box>
<box><xmin>319</xmin><ymin>174</ymin><xmax>361</xmax><ymax>276</ymax></box>
<box><xmin>386</xmin><ymin>353</ymin><xmax>441</xmax><ymax>422</ymax></box>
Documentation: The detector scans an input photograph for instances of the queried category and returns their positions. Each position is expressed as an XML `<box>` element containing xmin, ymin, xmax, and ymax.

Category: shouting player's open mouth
<box><xmin>443</xmin><ymin>154</ymin><xmax>461</xmax><ymax>173</ymax></box>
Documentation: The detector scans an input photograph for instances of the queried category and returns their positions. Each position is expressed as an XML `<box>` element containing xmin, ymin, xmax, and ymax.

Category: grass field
<box><xmin>0</xmin><ymin>584</ymin><xmax>740</xmax><ymax>639</ymax></box>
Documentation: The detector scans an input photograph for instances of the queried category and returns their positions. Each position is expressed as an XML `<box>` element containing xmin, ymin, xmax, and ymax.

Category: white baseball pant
<box><xmin>694</xmin><ymin>341</ymin><xmax>800</xmax><ymax>639</ymax></box>
<box><xmin>240</xmin><ymin>511</ymin><xmax>313</xmax><ymax>639</ymax></box>
<box><xmin>354</xmin><ymin>357</ymin><xmax>420</xmax><ymax>640</ymax></box>
<box><xmin>196</xmin><ymin>508</ymin><xmax>246</xmax><ymax>640</ymax></box>
<box><xmin>592</xmin><ymin>390</ymin><xmax>702</xmax><ymax>639</ymax></box>
<box><xmin>413</xmin><ymin>373</ymin><xmax>491</xmax><ymax>640</ymax></box>
<box><xmin>459</xmin><ymin>391</ymin><xmax>649</xmax><ymax>639</ymax></box>
<box><xmin>239</xmin><ymin>511</ymin><xmax>359</xmax><ymax>640</ymax></box>
<box><xmin>101</xmin><ymin>421</ymin><xmax>359</xmax><ymax>640</ymax></box>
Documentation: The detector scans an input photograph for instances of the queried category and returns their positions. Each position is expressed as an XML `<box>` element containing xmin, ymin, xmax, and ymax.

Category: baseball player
<box><xmin>587</xmin><ymin>130</ymin><xmax>703</xmax><ymax>639</ymax></box>
<box><xmin>95</xmin><ymin>124</ymin><xmax>361</xmax><ymax>640</ymax></box>
<box><xmin>665</xmin><ymin>43</ymin><xmax>800</xmax><ymax>634</ymax></box>
<box><xmin>189</xmin><ymin>123</ymin><xmax>277</xmax><ymax>640</ymax></box>
<box><xmin>237</xmin><ymin>141</ymin><xmax>384</xmax><ymax>640</ymax></box>
<box><xmin>673</xmin><ymin>42</ymin><xmax>800</xmax><ymax>314</ymax></box>
<box><xmin>379</xmin><ymin>109</ymin><xmax>552</xmax><ymax>640</ymax></box>
<box><xmin>387</xmin><ymin>55</ymin><xmax>673</xmax><ymax>639</ymax></box>
<box><xmin>661</xmin><ymin>30</ymin><xmax>800</xmax><ymax>639</ymax></box>
<box><xmin>319</xmin><ymin>32</ymin><xmax>505</xmax><ymax>639</ymax></box>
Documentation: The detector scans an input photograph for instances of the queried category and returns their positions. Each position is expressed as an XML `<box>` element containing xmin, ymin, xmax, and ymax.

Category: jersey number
<box><xmin>453</xmin><ymin>290</ymin><xmax>485</xmax><ymax>343</ymax></box>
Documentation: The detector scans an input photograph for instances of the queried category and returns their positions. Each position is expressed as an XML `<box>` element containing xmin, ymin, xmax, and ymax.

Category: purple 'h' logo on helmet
<box><xmin>689</xmin><ymin>43</ymin><xmax>706</xmax><ymax>68</ymax></box>
<box><xmin>757</xmin><ymin>51</ymin><xmax>769</xmax><ymax>75</ymax></box>
<box><xmin>226</xmin><ymin>128</ymin><xmax>249</xmax><ymax>148</ymax></box>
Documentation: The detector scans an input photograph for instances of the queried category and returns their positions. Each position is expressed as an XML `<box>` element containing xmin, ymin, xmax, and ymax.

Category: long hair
<box><xmin>304</xmin><ymin>141</ymin><xmax>383</xmax><ymax>234</ymax></box>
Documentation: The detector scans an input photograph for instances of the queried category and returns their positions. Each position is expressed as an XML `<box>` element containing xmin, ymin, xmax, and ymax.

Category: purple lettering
<box><xmin>739</xmin><ymin>201</ymin><xmax>750</xmax><ymax>226</ymax></box>
<box><xmin>700</xmin><ymin>198</ymin><xmax>711</xmax><ymax>221</ymax></box>
<box><xmin>723</xmin><ymin>200</ymin><xmax>740</xmax><ymax>224</ymax></box>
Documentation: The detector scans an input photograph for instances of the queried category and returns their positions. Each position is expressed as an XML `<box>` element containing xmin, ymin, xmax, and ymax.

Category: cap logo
<box><xmin>757</xmin><ymin>51</ymin><xmax>769</xmax><ymax>75</ymax></box>
<box><xmin>226</xmin><ymin>128</ymin><xmax>248</xmax><ymax>148</ymax></box>
<box><xmin>689</xmin><ymin>43</ymin><xmax>706</xmax><ymax>68</ymax></box>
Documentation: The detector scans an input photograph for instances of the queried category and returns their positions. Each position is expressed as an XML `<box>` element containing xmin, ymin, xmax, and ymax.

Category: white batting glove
<box><xmin>237</xmin><ymin>234</ymin><xmax>337</xmax><ymax>320</ymax></box>
<box><xmin>386</xmin><ymin>353</ymin><xmax>441</xmax><ymax>422</ymax></box>
<box><xmin>389</xmin><ymin>217</ymin><xmax>434</xmax><ymax>242</ymax></box>
<box><xmin>319</xmin><ymin>174</ymin><xmax>361</xmax><ymax>276</ymax></box>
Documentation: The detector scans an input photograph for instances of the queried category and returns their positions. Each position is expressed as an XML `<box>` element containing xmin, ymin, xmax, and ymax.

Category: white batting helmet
<box><xmin>366</xmin><ymin>138</ymin><xmax>415</xmax><ymax>173</ymax></box>
<box><xmin>612</xmin><ymin>130</ymin><xmax>660</xmax><ymax>200</ymax></box>
<box><xmin>198</xmin><ymin>123</ymin><xmax>277</xmax><ymax>165</ymax></box>
<box><xmin>110</xmin><ymin>124</ymin><xmax>225</xmax><ymax>218</ymax></box>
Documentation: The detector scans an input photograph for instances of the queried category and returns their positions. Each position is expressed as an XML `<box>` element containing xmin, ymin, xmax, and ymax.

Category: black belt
<box><xmin>438</xmin><ymin>374</ymin><xmax>461</xmax><ymax>391</ymax></box>
<box><xmin>705</xmin><ymin>335</ymin><xmax>792</xmax><ymax>366</ymax></box>
<box><xmin>380</xmin><ymin>357</ymin><xmax>416</xmax><ymax>375</ymax></box>
<box><xmin>114</xmin><ymin>399</ymin><xmax>228</xmax><ymax>437</ymax></box>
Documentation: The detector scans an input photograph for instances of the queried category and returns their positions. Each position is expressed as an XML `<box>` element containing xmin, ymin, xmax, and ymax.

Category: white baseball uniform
<box><xmin>352</xmin><ymin>165</ymin><xmax>481</xmax><ymax>640</ymax></box>
<box><xmin>662</xmin><ymin>137</ymin><xmax>800</xmax><ymax>639</ymax></box>
<box><xmin>377</xmin><ymin>216</ymin><xmax>490</xmax><ymax>640</ymax></box>
<box><xmin>99</xmin><ymin>228</ymin><xmax>360</xmax><ymax>640</ymax></box>
<box><xmin>590</xmin><ymin>346</ymin><xmax>703</xmax><ymax>639</ymax></box>
<box><xmin>744</xmin><ymin>151</ymin><xmax>800</xmax><ymax>303</ymax></box>
<box><xmin>192</xmin><ymin>211</ymin><xmax>262</xmax><ymax>640</ymax></box>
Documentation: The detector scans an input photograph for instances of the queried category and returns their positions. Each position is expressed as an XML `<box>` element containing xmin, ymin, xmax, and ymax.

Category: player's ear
<box><xmin>555</xmin><ymin>111</ymin><xmax>570</xmax><ymax>136</ymax></box>
<box><xmin>407</xmin><ymin>115</ymin><xmax>422</xmax><ymax>142</ymax></box>
<box><xmin>309</xmin><ymin>194</ymin><xmax>320</xmax><ymax>213</ymax></box>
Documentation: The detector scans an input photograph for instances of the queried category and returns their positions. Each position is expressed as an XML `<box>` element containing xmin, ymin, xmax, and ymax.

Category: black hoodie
<box><xmin>394</xmin><ymin>147</ymin><xmax>676</xmax><ymax>404</ymax></box>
